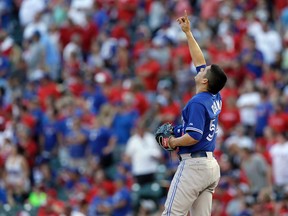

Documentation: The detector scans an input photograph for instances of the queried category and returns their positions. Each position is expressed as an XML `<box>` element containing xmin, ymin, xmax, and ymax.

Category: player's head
<box><xmin>196</xmin><ymin>64</ymin><xmax>227</xmax><ymax>94</ymax></box>
<box><xmin>205</xmin><ymin>64</ymin><xmax>227</xmax><ymax>94</ymax></box>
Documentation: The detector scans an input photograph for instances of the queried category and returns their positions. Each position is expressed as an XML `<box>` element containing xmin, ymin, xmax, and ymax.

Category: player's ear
<box><xmin>202</xmin><ymin>78</ymin><xmax>208</xmax><ymax>84</ymax></box>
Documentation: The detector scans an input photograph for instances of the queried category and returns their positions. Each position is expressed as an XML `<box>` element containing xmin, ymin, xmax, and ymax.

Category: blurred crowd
<box><xmin>0</xmin><ymin>0</ymin><xmax>288</xmax><ymax>215</ymax></box>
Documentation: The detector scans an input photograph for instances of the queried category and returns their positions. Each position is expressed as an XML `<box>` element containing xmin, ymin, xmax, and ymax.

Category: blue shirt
<box><xmin>240</xmin><ymin>49</ymin><xmax>264</xmax><ymax>78</ymax></box>
<box><xmin>178</xmin><ymin>65</ymin><xmax>222</xmax><ymax>154</ymax></box>
<box><xmin>88</xmin><ymin>195</ymin><xmax>113</xmax><ymax>216</ymax></box>
<box><xmin>255</xmin><ymin>101</ymin><xmax>273</xmax><ymax>136</ymax></box>
<box><xmin>41</xmin><ymin>115</ymin><xmax>59</xmax><ymax>152</ymax></box>
<box><xmin>66</xmin><ymin>128</ymin><xmax>88</xmax><ymax>159</ymax></box>
<box><xmin>0</xmin><ymin>187</ymin><xmax>7</xmax><ymax>204</ymax></box>
<box><xmin>88</xmin><ymin>127</ymin><xmax>113</xmax><ymax>156</ymax></box>
<box><xmin>112</xmin><ymin>187</ymin><xmax>131</xmax><ymax>216</ymax></box>
<box><xmin>93</xmin><ymin>86</ymin><xmax>108</xmax><ymax>114</ymax></box>
<box><xmin>112</xmin><ymin>110</ymin><xmax>139</xmax><ymax>145</ymax></box>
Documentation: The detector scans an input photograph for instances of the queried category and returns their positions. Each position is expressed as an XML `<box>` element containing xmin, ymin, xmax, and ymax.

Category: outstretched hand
<box><xmin>177</xmin><ymin>10</ymin><xmax>191</xmax><ymax>34</ymax></box>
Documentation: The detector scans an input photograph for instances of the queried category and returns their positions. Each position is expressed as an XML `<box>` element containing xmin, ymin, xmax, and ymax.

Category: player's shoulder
<box><xmin>191</xmin><ymin>92</ymin><xmax>221</xmax><ymax>103</ymax></box>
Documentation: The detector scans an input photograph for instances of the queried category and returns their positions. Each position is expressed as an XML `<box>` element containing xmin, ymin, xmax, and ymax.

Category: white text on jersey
<box><xmin>211</xmin><ymin>100</ymin><xmax>222</xmax><ymax>114</ymax></box>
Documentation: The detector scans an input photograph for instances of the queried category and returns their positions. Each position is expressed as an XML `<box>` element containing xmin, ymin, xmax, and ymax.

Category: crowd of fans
<box><xmin>0</xmin><ymin>0</ymin><xmax>288</xmax><ymax>215</ymax></box>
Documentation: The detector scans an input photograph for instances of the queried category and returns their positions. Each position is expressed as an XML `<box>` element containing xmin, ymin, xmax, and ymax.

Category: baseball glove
<box><xmin>155</xmin><ymin>123</ymin><xmax>175</xmax><ymax>151</ymax></box>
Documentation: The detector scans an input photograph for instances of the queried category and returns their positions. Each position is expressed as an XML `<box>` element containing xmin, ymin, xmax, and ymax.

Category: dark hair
<box><xmin>205</xmin><ymin>64</ymin><xmax>227</xmax><ymax>94</ymax></box>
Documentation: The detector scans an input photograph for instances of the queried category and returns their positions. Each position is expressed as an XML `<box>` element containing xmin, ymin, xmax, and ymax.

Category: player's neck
<box><xmin>196</xmin><ymin>85</ymin><xmax>208</xmax><ymax>94</ymax></box>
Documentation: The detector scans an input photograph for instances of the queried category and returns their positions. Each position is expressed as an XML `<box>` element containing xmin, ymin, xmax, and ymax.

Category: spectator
<box><xmin>135</xmin><ymin>53</ymin><xmax>161</xmax><ymax>100</ymax></box>
<box><xmin>19</xmin><ymin>0</ymin><xmax>46</xmax><ymax>27</ymax></box>
<box><xmin>255</xmin><ymin>88</ymin><xmax>274</xmax><ymax>137</ymax></box>
<box><xmin>148</xmin><ymin>0</ymin><xmax>166</xmax><ymax>33</ymax></box>
<box><xmin>22</xmin><ymin>30</ymin><xmax>46</xmax><ymax>81</ymax></box>
<box><xmin>238</xmin><ymin>35</ymin><xmax>264</xmax><ymax>79</ymax></box>
<box><xmin>226</xmin><ymin>183</ymin><xmax>250</xmax><ymax>216</ymax></box>
<box><xmin>88</xmin><ymin>187</ymin><xmax>113</xmax><ymax>216</ymax></box>
<box><xmin>23</xmin><ymin>12</ymin><xmax>47</xmax><ymax>41</ymax></box>
<box><xmin>268</xmin><ymin>101</ymin><xmax>288</xmax><ymax>134</ymax></box>
<box><xmin>224</xmin><ymin>124</ymin><xmax>254</xmax><ymax>152</ymax></box>
<box><xmin>251</xmin><ymin>20</ymin><xmax>282</xmax><ymax>66</ymax></box>
<box><xmin>28</xmin><ymin>184</ymin><xmax>47</xmax><ymax>208</ymax></box>
<box><xmin>155</xmin><ymin>81</ymin><xmax>181</xmax><ymax>125</ymax></box>
<box><xmin>86</xmin><ymin>169</ymin><xmax>115</xmax><ymax>203</ymax></box>
<box><xmin>42</xmin><ymin>24</ymin><xmax>62</xmax><ymax>81</ymax></box>
<box><xmin>0</xmin><ymin>0</ymin><xmax>287</xmax><ymax>215</ymax></box>
<box><xmin>50</xmin><ymin>0</ymin><xmax>69</xmax><ymax>27</ymax></box>
<box><xmin>63</xmin><ymin>33</ymin><xmax>82</xmax><ymax>65</ymax></box>
<box><xmin>111</xmin><ymin>91</ymin><xmax>139</xmax><ymax>153</ymax></box>
<box><xmin>111</xmin><ymin>176</ymin><xmax>132</xmax><ymax>216</ymax></box>
<box><xmin>269</xmin><ymin>132</ymin><xmax>288</xmax><ymax>188</ymax></box>
<box><xmin>239</xmin><ymin>145</ymin><xmax>270</xmax><ymax>196</ymax></box>
<box><xmin>88</xmin><ymin>117</ymin><xmax>116</xmax><ymax>169</ymax></box>
<box><xmin>236</xmin><ymin>79</ymin><xmax>261</xmax><ymax>136</ymax></box>
<box><xmin>4</xmin><ymin>145</ymin><xmax>30</xmax><ymax>204</ymax></box>
<box><xmin>68</xmin><ymin>0</ymin><xmax>94</xmax><ymax>27</ymax></box>
<box><xmin>0</xmin><ymin>29</ymin><xmax>22</xmax><ymax>67</ymax></box>
<box><xmin>39</xmin><ymin>107</ymin><xmax>59</xmax><ymax>157</ymax></box>
<box><xmin>64</xmin><ymin>117</ymin><xmax>88</xmax><ymax>171</ymax></box>
<box><xmin>124</xmin><ymin>119</ymin><xmax>162</xmax><ymax>186</ymax></box>
<box><xmin>219</xmin><ymin>96</ymin><xmax>241</xmax><ymax>136</ymax></box>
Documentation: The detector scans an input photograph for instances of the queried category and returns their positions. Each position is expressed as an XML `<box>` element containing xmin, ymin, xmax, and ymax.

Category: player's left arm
<box><xmin>169</xmin><ymin>133</ymin><xmax>199</xmax><ymax>148</ymax></box>
<box><xmin>169</xmin><ymin>102</ymin><xmax>205</xmax><ymax>148</ymax></box>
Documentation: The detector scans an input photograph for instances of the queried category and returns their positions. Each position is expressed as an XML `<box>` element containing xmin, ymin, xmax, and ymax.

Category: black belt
<box><xmin>178</xmin><ymin>151</ymin><xmax>212</xmax><ymax>161</ymax></box>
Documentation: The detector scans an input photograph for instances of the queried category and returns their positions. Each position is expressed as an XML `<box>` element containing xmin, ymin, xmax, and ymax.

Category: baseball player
<box><xmin>155</xmin><ymin>11</ymin><xmax>227</xmax><ymax>215</ymax></box>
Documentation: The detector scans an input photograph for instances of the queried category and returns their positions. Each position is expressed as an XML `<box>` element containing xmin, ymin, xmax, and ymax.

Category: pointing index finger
<box><xmin>185</xmin><ymin>10</ymin><xmax>188</xmax><ymax>19</ymax></box>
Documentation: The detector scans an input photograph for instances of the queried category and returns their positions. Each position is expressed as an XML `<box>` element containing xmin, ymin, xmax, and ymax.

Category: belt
<box><xmin>178</xmin><ymin>151</ymin><xmax>213</xmax><ymax>161</ymax></box>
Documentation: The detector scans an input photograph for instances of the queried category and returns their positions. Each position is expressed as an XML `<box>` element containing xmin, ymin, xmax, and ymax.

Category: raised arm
<box><xmin>177</xmin><ymin>10</ymin><xmax>206</xmax><ymax>67</ymax></box>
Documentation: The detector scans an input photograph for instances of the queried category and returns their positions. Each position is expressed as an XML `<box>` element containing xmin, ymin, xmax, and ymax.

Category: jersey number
<box><xmin>206</xmin><ymin>119</ymin><xmax>216</xmax><ymax>141</ymax></box>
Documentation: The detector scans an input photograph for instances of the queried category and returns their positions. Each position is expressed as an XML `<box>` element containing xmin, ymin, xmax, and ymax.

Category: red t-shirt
<box><xmin>171</xmin><ymin>43</ymin><xmax>191</xmax><ymax>65</ymax></box>
<box><xmin>37</xmin><ymin>81</ymin><xmax>61</xmax><ymax>110</ymax></box>
<box><xmin>219</xmin><ymin>108</ymin><xmax>240</xmax><ymax>132</ymax></box>
<box><xmin>59</xmin><ymin>24</ymin><xmax>84</xmax><ymax>49</ymax></box>
<box><xmin>21</xmin><ymin>112</ymin><xmax>36</xmax><ymax>130</ymax></box>
<box><xmin>68</xmin><ymin>77</ymin><xmax>85</xmax><ymax>97</ymax></box>
<box><xmin>134</xmin><ymin>92</ymin><xmax>149</xmax><ymax>116</ymax></box>
<box><xmin>81</xmin><ymin>21</ymin><xmax>98</xmax><ymax>53</ymax></box>
<box><xmin>107</xmin><ymin>85</ymin><xmax>125</xmax><ymax>105</ymax></box>
<box><xmin>19</xmin><ymin>139</ymin><xmax>37</xmax><ymax>167</ymax></box>
<box><xmin>132</xmin><ymin>39</ymin><xmax>151</xmax><ymax>60</ymax></box>
<box><xmin>274</xmin><ymin>0</ymin><xmax>288</xmax><ymax>12</ymax></box>
<box><xmin>110</xmin><ymin>23</ymin><xmax>130</xmax><ymax>43</ymax></box>
<box><xmin>86</xmin><ymin>181</ymin><xmax>116</xmax><ymax>203</ymax></box>
<box><xmin>37</xmin><ymin>198</ymin><xmax>65</xmax><ymax>216</ymax></box>
<box><xmin>159</xmin><ymin>101</ymin><xmax>181</xmax><ymax>124</ymax></box>
<box><xmin>136</xmin><ymin>59</ymin><xmax>161</xmax><ymax>91</ymax></box>
<box><xmin>116</xmin><ymin>0</ymin><xmax>138</xmax><ymax>23</ymax></box>
<box><xmin>268</xmin><ymin>112</ymin><xmax>288</xmax><ymax>133</ymax></box>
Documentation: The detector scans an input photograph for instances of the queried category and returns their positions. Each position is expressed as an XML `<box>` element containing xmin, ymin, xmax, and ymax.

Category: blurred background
<box><xmin>0</xmin><ymin>0</ymin><xmax>287</xmax><ymax>215</ymax></box>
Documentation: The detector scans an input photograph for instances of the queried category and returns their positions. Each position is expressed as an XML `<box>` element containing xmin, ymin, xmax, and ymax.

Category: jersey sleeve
<box><xmin>173</xmin><ymin>125</ymin><xmax>183</xmax><ymax>137</ymax></box>
<box><xmin>185</xmin><ymin>102</ymin><xmax>205</xmax><ymax>136</ymax></box>
<box><xmin>196</xmin><ymin>64</ymin><xmax>206</xmax><ymax>74</ymax></box>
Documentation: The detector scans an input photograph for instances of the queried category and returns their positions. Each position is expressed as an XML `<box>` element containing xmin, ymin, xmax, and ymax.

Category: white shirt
<box><xmin>248</xmin><ymin>21</ymin><xmax>282</xmax><ymax>65</ymax></box>
<box><xmin>148</xmin><ymin>1</ymin><xmax>166</xmax><ymax>31</ymax></box>
<box><xmin>236</xmin><ymin>92</ymin><xmax>261</xmax><ymax>126</ymax></box>
<box><xmin>125</xmin><ymin>132</ymin><xmax>162</xmax><ymax>176</ymax></box>
<box><xmin>269</xmin><ymin>142</ymin><xmax>288</xmax><ymax>186</ymax></box>
<box><xmin>63</xmin><ymin>42</ymin><xmax>81</xmax><ymax>62</ymax></box>
<box><xmin>225</xmin><ymin>135</ymin><xmax>254</xmax><ymax>150</ymax></box>
<box><xmin>19</xmin><ymin>0</ymin><xmax>45</xmax><ymax>26</ymax></box>
<box><xmin>255</xmin><ymin>30</ymin><xmax>282</xmax><ymax>65</ymax></box>
<box><xmin>23</xmin><ymin>21</ymin><xmax>47</xmax><ymax>39</ymax></box>
<box><xmin>68</xmin><ymin>0</ymin><xmax>94</xmax><ymax>26</ymax></box>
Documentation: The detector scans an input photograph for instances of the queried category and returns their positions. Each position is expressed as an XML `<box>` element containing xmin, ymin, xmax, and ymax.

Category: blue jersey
<box><xmin>178</xmin><ymin>65</ymin><xmax>222</xmax><ymax>154</ymax></box>
<box><xmin>88</xmin><ymin>127</ymin><xmax>113</xmax><ymax>156</ymax></box>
